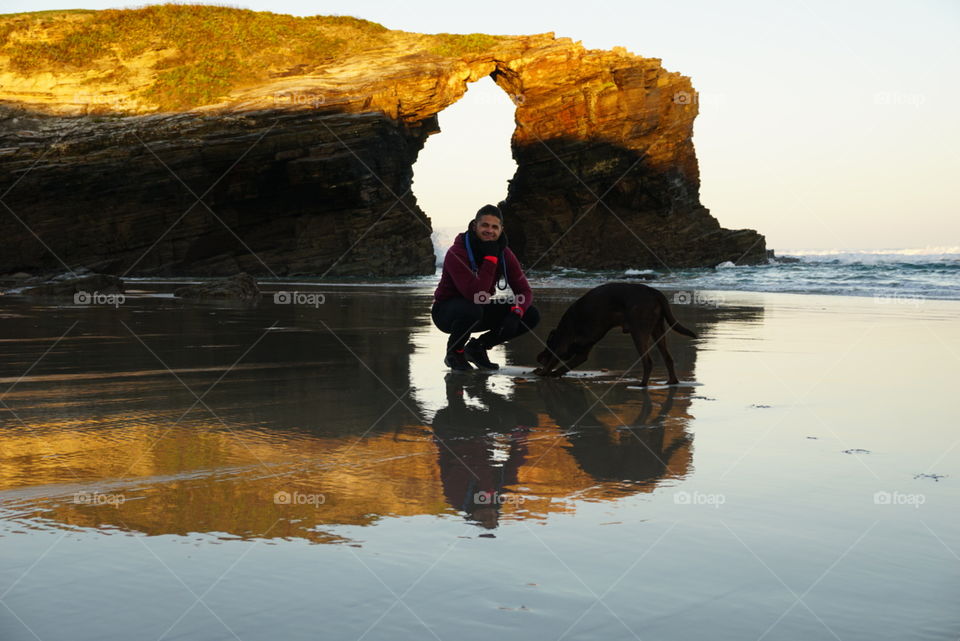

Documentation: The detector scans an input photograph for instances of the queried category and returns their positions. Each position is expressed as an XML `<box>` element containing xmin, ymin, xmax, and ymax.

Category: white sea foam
<box><xmin>777</xmin><ymin>248</ymin><xmax>960</xmax><ymax>264</ymax></box>
<box><xmin>560</xmin><ymin>247</ymin><xmax>960</xmax><ymax>300</ymax></box>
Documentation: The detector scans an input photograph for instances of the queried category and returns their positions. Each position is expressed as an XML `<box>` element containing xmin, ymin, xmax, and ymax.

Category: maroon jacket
<box><xmin>433</xmin><ymin>232</ymin><xmax>533</xmax><ymax>314</ymax></box>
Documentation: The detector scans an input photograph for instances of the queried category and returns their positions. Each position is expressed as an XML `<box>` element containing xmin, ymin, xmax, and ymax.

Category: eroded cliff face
<box><xmin>0</xmin><ymin>9</ymin><xmax>765</xmax><ymax>276</ymax></box>
<box><xmin>491</xmin><ymin>47</ymin><xmax>767</xmax><ymax>269</ymax></box>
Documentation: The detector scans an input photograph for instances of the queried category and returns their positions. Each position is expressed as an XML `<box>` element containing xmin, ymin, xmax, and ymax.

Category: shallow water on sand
<box><xmin>1</xmin><ymin>284</ymin><xmax>957</xmax><ymax>641</ymax></box>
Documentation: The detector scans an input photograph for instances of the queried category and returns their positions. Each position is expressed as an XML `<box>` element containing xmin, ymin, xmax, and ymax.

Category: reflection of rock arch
<box><xmin>0</xmin><ymin>294</ymin><xmax>764</xmax><ymax>542</ymax></box>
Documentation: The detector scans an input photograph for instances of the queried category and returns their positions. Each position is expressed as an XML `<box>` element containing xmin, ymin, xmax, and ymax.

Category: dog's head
<box><xmin>536</xmin><ymin>328</ymin><xmax>579</xmax><ymax>374</ymax></box>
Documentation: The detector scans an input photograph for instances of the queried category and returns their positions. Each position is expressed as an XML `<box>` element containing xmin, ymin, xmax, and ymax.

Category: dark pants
<box><xmin>431</xmin><ymin>298</ymin><xmax>541</xmax><ymax>353</ymax></box>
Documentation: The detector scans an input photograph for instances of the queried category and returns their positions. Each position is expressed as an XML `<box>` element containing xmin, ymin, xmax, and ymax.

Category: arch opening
<box><xmin>411</xmin><ymin>75</ymin><xmax>518</xmax><ymax>266</ymax></box>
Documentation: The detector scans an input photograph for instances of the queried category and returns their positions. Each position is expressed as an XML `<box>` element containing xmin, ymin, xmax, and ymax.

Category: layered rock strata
<box><xmin>0</xmin><ymin>9</ymin><xmax>766</xmax><ymax>276</ymax></box>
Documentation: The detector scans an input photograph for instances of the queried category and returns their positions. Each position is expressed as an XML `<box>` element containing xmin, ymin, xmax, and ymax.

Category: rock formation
<box><xmin>0</xmin><ymin>7</ymin><xmax>766</xmax><ymax>276</ymax></box>
<box><xmin>173</xmin><ymin>272</ymin><xmax>260</xmax><ymax>301</ymax></box>
<box><xmin>17</xmin><ymin>272</ymin><xmax>123</xmax><ymax>297</ymax></box>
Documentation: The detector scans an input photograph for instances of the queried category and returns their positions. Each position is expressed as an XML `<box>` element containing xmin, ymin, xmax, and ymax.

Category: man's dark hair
<box><xmin>475</xmin><ymin>204</ymin><xmax>503</xmax><ymax>222</ymax></box>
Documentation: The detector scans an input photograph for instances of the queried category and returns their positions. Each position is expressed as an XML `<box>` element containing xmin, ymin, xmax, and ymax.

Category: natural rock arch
<box><xmin>0</xmin><ymin>21</ymin><xmax>765</xmax><ymax>276</ymax></box>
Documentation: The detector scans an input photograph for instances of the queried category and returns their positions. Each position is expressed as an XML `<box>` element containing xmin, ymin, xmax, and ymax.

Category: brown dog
<box><xmin>534</xmin><ymin>283</ymin><xmax>697</xmax><ymax>385</ymax></box>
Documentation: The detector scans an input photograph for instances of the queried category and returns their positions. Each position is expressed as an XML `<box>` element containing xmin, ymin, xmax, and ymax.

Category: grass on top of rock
<box><xmin>0</xmin><ymin>4</ymin><xmax>390</xmax><ymax>110</ymax></box>
<box><xmin>427</xmin><ymin>33</ymin><xmax>502</xmax><ymax>57</ymax></box>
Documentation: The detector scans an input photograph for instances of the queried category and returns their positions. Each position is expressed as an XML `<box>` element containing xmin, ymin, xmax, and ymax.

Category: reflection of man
<box><xmin>431</xmin><ymin>374</ymin><xmax>536</xmax><ymax>529</ymax></box>
<box><xmin>432</xmin><ymin>204</ymin><xmax>540</xmax><ymax>371</ymax></box>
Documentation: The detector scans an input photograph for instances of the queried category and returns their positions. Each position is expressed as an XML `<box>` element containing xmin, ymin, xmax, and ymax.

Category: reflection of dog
<box><xmin>534</xmin><ymin>283</ymin><xmax>697</xmax><ymax>385</ymax></box>
<box><xmin>539</xmin><ymin>382</ymin><xmax>691</xmax><ymax>483</ymax></box>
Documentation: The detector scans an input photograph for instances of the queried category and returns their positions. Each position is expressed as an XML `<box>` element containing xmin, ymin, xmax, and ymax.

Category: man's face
<box><xmin>475</xmin><ymin>214</ymin><xmax>503</xmax><ymax>241</ymax></box>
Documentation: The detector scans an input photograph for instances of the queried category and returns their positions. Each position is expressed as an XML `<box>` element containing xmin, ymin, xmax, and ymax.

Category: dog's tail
<box><xmin>658</xmin><ymin>291</ymin><xmax>698</xmax><ymax>338</ymax></box>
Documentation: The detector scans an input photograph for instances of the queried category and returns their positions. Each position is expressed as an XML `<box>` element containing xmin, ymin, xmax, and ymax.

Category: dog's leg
<box><xmin>629</xmin><ymin>330</ymin><xmax>654</xmax><ymax>386</ymax></box>
<box><xmin>637</xmin><ymin>389</ymin><xmax>654</xmax><ymax>423</ymax></box>
<box><xmin>625</xmin><ymin>307</ymin><xmax>660</xmax><ymax>386</ymax></box>
<box><xmin>653</xmin><ymin>321</ymin><xmax>680</xmax><ymax>385</ymax></box>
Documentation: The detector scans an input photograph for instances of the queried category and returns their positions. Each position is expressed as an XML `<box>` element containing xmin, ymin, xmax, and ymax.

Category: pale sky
<box><xmin>6</xmin><ymin>0</ymin><xmax>959</xmax><ymax>251</ymax></box>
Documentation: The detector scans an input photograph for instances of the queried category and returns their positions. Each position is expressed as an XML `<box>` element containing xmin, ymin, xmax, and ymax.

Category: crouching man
<box><xmin>431</xmin><ymin>204</ymin><xmax>540</xmax><ymax>370</ymax></box>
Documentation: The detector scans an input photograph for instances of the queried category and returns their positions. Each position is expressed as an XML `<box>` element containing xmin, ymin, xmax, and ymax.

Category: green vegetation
<box><xmin>0</xmin><ymin>9</ymin><xmax>96</xmax><ymax>18</ymax></box>
<box><xmin>0</xmin><ymin>6</ymin><xmax>505</xmax><ymax>111</ymax></box>
<box><xmin>0</xmin><ymin>4</ymin><xmax>390</xmax><ymax>110</ymax></box>
<box><xmin>427</xmin><ymin>32</ymin><xmax>500</xmax><ymax>57</ymax></box>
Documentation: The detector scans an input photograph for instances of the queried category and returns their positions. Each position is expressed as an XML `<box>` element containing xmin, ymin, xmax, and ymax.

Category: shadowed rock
<box><xmin>19</xmin><ymin>273</ymin><xmax>124</xmax><ymax>297</ymax></box>
<box><xmin>174</xmin><ymin>272</ymin><xmax>260</xmax><ymax>301</ymax></box>
<box><xmin>0</xmin><ymin>7</ymin><xmax>767</xmax><ymax>276</ymax></box>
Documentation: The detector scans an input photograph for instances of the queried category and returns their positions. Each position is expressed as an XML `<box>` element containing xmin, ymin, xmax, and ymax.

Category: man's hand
<box><xmin>497</xmin><ymin>306</ymin><xmax>523</xmax><ymax>341</ymax></box>
<box><xmin>476</xmin><ymin>239</ymin><xmax>500</xmax><ymax>259</ymax></box>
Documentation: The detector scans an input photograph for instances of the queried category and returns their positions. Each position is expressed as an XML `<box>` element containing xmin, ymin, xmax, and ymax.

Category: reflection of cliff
<box><xmin>0</xmin><ymin>379</ymin><xmax>696</xmax><ymax>542</ymax></box>
<box><xmin>0</xmin><ymin>7</ymin><xmax>765</xmax><ymax>276</ymax></box>
<box><xmin>0</xmin><ymin>425</ymin><xmax>445</xmax><ymax>545</ymax></box>
<box><xmin>0</xmin><ymin>289</ymin><xmax>426</xmax><ymax>439</ymax></box>
<box><xmin>0</xmin><ymin>289</ymin><xmax>765</xmax><ymax>543</ymax></box>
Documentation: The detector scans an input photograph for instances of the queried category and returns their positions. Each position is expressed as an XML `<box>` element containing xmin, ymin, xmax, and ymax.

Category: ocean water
<box><xmin>665</xmin><ymin>248</ymin><xmax>960</xmax><ymax>300</ymax></box>
<box><xmin>107</xmin><ymin>249</ymin><xmax>960</xmax><ymax>311</ymax></box>
<box><xmin>512</xmin><ymin>248</ymin><xmax>960</xmax><ymax>301</ymax></box>
<box><xmin>391</xmin><ymin>243</ymin><xmax>960</xmax><ymax>302</ymax></box>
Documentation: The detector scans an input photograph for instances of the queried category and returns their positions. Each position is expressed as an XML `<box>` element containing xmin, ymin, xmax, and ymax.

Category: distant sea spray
<box><xmin>778</xmin><ymin>247</ymin><xmax>960</xmax><ymax>265</ymax></box>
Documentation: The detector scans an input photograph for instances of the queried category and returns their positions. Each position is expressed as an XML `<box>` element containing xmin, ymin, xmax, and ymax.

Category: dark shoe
<box><xmin>444</xmin><ymin>349</ymin><xmax>474</xmax><ymax>371</ymax></box>
<box><xmin>464</xmin><ymin>338</ymin><xmax>499</xmax><ymax>370</ymax></box>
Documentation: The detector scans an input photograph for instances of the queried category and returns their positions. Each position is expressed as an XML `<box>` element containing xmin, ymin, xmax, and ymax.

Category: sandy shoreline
<box><xmin>0</xmin><ymin>286</ymin><xmax>957</xmax><ymax>640</ymax></box>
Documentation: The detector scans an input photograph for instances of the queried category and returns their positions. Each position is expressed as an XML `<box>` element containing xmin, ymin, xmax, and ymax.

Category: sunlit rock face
<box><xmin>488</xmin><ymin>44</ymin><xmax>767</xmax><ymax>268</ymax></box>
<box><xmin>0</xmin><ymin>10</ymin><xmax>765</xmax><ymax>276</ymax></box>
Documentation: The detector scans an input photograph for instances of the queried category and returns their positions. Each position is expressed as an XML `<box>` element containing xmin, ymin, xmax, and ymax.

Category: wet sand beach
<box><xmin>1</xmin><ymin>283</ymin><xmax>957</xmax><ymax>640</ymax></box>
